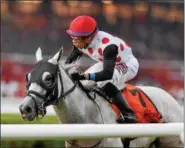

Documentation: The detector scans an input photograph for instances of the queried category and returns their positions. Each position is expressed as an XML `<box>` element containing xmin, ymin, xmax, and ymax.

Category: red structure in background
<box><xmin>137</xmin><ymin>67</ymin><xmax>183</xmax><ymax>91</ymax></box>
<box><xmin>135</xmin><ymin>62</ymin><xmax>183</xmax><ymax>90</ymax></box>
<box><xmin>1</xmin><ymin>59</ymin><xmax>32</xmax><ymax>97</ymax></box>
<box><xmin>1</xmin><ymin>59</ymin><xmax>183</xmax><ymax>99</ymax></box>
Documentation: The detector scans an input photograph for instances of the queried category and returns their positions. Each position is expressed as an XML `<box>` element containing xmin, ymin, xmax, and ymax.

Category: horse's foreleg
<box><xmin>65</xmin><ymin>140</ymin><xmax>77</xmax><ymax>148</ymax></box>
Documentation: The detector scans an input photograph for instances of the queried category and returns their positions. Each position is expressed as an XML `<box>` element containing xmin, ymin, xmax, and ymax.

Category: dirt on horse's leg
<box><xmin>129</xmin><ymin>137</ymin><xmax>157</xmax><ymax>147</ymax></box>
<box><xmin>159</xmin><ymin>136</ymin><xmax>184</xmax><ymax>148</ymax></box>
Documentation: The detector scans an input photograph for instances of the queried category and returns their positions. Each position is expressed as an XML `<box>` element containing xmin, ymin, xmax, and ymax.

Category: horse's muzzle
<box><xmin>19</xmin><ymin>96</ymin><xmax>37</xmax><ymax>121</ymax></box>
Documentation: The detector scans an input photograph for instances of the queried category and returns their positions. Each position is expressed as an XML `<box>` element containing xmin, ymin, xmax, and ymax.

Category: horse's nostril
<box><xmin>25</xmin><ymin>106</ymin><xmax>32</xmax><ymax>114</ymax></box>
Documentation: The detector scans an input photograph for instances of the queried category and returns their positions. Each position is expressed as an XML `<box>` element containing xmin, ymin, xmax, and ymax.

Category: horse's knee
<box><xmin>65</xmin><ymin>141</ymin><xmax>71</xmax><ymax>148</ymax></box>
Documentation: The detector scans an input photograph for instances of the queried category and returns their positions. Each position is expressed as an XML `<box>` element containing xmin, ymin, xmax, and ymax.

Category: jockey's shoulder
<box><xmin>97</xmin><ymin>30</ymin><xmax>123</xmax><ymax>41</ymax></box>
<box><xmin>97</xmin><ymin>30</ymin><xmax>112</xmax><ymax>37</ymax></box>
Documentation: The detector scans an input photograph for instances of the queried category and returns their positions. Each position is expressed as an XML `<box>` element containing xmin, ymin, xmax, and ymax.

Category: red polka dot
<box><xmin>120</xmin><ymin>44</ymin><xmax>124</xmax><ymax>51</ymax></box>
<box><xmin>88</xmin><ymin>48</ymin><xmax>93</xmax><ymax>54</ymax></box>
<box><xmin>116</xmin><ymin>56</ymin><xmax>121</xmax><ymax>62</ymax></box>
<box><xmin>99</xmin><ymin>58</ymin><xmax>103</xmax><ymax>62</ymax></box>
<box><xmin>102</xmin><ymin>38</ymin><xmax>110</xmax><ymax>44</ymax></box>
<box><xmin>98</xmin><ymin>48</ymin><xmax>103</xmax><ymax>56</ymax></box>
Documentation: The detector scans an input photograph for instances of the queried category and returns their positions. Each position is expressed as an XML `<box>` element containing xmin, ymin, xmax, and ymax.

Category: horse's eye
<box><xmin>45</xmin><ymin>76</ymin><xmax>55</xmax><ymax>86</ymax></box>
<box><xmin>42</xmin><ymin>72</ymin><xmax>55</xmax><ymax>87</ymax></box>
<box><xmin>45</xmin><ymin>76</ymin><xmax>54</xmax><ymax>82</ymax></box>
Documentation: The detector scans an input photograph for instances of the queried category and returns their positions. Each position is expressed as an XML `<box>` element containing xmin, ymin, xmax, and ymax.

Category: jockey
<box><xmin>65</xmin><ymin>15</ymin><xmax>139</xmax><ymax>123</ymax></box>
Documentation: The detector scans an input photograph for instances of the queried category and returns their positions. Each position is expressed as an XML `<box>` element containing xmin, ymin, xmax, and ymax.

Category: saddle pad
<box><xmin>111</xmin><ymin>84</ymin><xmax>162</xmax><ymax>123</ymax></box>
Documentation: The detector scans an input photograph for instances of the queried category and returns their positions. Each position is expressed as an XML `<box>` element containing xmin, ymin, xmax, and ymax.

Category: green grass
<box><xmin>1</xmin><ymin>113</ymin><xmax>65</xmax><ymax>148</ymax></box>
<box><xmin>1</xmin><ymin>113</ymin><xmax>59</xmax><ymax>124</ymax></box>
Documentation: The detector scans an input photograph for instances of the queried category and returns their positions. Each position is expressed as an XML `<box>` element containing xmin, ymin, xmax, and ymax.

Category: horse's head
<box><xmin>19</xmin><ymin>47</ymin><xmax>64</xmax><ymax>121</ymax></box>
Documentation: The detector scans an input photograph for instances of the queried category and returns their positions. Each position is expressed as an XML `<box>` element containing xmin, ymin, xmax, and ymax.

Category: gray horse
<box><xmin>19</xmin><ymin>48</ymin><xmax>184</xmax><ymax>147</ymax></box>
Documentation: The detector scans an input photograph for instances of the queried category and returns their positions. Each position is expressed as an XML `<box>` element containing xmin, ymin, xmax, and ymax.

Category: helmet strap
<box><xmin>84</xmin><ymin>43</ymin><xmax>89</xmax><ymax>49</ymax></box>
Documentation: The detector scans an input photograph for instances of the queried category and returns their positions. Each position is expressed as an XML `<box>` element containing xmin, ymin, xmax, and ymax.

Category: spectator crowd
<box><xmin>1</xmin><ymin>1</ymin><xmax>184</xmax><ymax>60</ymax></box>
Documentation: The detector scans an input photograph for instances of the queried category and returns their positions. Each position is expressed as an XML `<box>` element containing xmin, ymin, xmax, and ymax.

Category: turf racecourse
<box><xmin>1</xmin><ymin>113</ymin><xmax>65</xmax><ymax>148</ymax></box>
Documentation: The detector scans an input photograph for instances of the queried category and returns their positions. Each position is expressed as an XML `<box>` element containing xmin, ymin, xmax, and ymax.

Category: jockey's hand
<box><xmin>71</xmin><ymin>72</ymin><xmax>86</xmax><ymax>81</ymax></box>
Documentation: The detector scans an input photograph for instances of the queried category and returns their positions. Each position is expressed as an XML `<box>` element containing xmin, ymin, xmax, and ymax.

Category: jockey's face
<box><xmin>71</xmin><ymin>36</ymin><xmax>91</xmax><ymax>49</ymax></box>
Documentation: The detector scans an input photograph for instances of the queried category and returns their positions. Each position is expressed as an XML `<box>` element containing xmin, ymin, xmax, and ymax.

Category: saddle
<box><xmin>78</xmin><ymin>81</ymin><xmax>162</xmax><ymax>124</ymax></box>
<box><xmin>120</xmin><ymin>84</ymin><xmax>162</xmax><ymax>123</ymax></box>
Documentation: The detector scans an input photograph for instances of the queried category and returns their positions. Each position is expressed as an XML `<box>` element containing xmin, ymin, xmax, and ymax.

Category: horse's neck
<box><xmin>53</xmin><ymin>65</ymin><xmax>104</xmax><ymax>124</ymax></box>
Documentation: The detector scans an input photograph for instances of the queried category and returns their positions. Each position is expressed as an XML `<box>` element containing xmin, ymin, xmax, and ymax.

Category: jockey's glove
<box><xmin>71</xmin><ymin>72</ymin><xmax>86</xmax><ymax>80</ymax></box>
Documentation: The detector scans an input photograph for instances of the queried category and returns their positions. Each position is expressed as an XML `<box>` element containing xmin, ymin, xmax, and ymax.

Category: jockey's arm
<box><xmin>65</xmin><ymin>46</ymin><xmax>83</xmax><ymax>64</ymax></box>
<box><xmin>88</xmin><ymin>44</ymin><xmax>118</xmax><ymax>81</ymax></box>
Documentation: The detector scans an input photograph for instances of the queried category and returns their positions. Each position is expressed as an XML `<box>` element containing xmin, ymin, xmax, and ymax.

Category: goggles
<box><xmin>71</xmin><ymin>36</ymin><xmax>85</xmax><ymax>43</ymax></box>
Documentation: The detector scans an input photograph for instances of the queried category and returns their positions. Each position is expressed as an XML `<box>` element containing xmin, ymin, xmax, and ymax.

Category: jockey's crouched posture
<box><xmin>65</xmin><ymin>15</ymin><xmax>139</xmax><ymax>123</ymax></box>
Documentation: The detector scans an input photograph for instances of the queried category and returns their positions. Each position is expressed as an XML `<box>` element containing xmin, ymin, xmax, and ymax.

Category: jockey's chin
<box><xmin>73</xmin><ymin>43</ymin><xmax>85</xmax><ymax>49</ymax></box>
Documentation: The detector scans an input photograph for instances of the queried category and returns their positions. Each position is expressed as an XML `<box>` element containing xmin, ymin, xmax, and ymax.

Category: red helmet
<box><xmin>66</xmin><ymin>15</ymin><xmax>98</xmax><ymax>37</ymax></box>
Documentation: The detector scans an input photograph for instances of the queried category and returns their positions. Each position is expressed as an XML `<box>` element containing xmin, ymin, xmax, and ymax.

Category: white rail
<box><xmin>2</xmin><ymin>123</ymin><xmax>183</xmax><ymax>140</ymax></box>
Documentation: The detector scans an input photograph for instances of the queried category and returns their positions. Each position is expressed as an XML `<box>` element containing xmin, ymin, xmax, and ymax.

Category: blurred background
<box><xmin>1</xmin><ymin>0</ymin><xmax>184</xmax><ymax>148</ymax></box>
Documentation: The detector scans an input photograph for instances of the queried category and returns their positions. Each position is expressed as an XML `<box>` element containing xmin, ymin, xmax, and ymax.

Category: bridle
<box><xmin>26</xmin><ymin>65</ymin><xmax>104</xmax><ymax>147</ymax></box>
<box><xmin>26</xmin><ymin>67</ymin><xmax>77</xmax><ymax>119</ymax></box>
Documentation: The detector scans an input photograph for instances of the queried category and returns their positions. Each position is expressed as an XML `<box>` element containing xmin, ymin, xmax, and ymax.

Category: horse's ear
<box><xmin>58</xmin><ymin>46</ymin><xmax>64</xmax><ymax>62</ymax></box>
<box><xmin>48</xmin><ymin>46</ymin><xmax>63</xmax><ymax>64</ymax></box>
<box><xmin>36</xmin><ymin>47</ymin><xmax>42</xmax><ymax>62</ymax></box>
